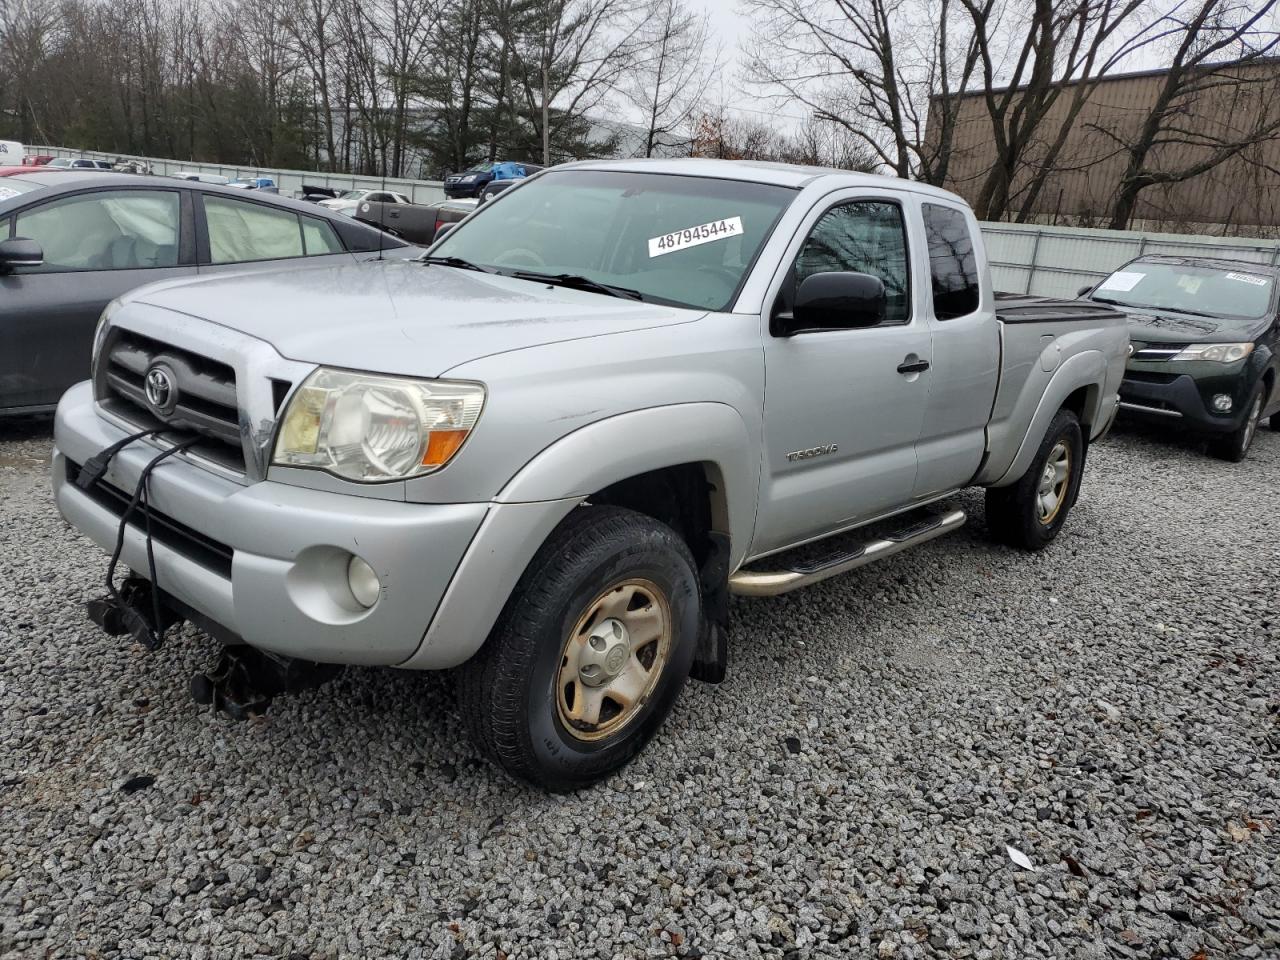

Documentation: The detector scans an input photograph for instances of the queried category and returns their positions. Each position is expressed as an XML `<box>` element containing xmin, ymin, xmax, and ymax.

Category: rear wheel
<box><xmin>1209</xmin><ymin>386</ymin><xmax>1263</xmax><ymax>462</ymax></box>
<box><xmin>986</xmin><ymin>408</ymin><xmax>1084</xmax><ymax>551</ymax></box>
<box><xmin>455</xmin><ymin>506</ymin><xmax>700</xmax><ymax>791</ymax></box>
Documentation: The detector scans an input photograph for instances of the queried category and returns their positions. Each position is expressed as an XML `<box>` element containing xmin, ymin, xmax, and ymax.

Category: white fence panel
<box><xmin>980</xmin><ymin>221</ymin><xmax>1280</xmax><ymax>297</ymax></box>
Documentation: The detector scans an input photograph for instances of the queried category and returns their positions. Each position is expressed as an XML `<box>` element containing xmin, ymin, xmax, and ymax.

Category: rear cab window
<box><xmin>923</xmin><ymin>203</ymin><xmax>980</xmax><ymax>320</ymax></box>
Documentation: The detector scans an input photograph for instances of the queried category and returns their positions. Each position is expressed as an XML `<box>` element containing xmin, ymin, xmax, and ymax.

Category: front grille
<box><xmin>66</xmin><ymin>458</ymin><xmax>234</xmax><ymax>578</ymax></box>
<box><xmin>97</xmin><ymin>329</ymin><xmax>255</xmax><ymax>474</ymax></box>
<box><xmin>1123</xmin><ymin>370</ymin><xmax>1179</xmax><ymax>385</ymax></box>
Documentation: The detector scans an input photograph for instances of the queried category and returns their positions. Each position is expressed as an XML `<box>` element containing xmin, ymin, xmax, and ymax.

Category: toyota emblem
<box><xmin>144</xmin><ymin>365</ymin><xmax>177</xmax><ymax>414</ymax></box>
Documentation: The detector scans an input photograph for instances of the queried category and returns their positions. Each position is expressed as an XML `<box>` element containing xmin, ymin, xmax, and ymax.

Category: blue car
<box><xmin>228</xmin><ymin>177</ymin><xmax>279</xmax><ymax>193</ymax></box>
<box><xmin>443</xmin><ymin>160</ymin><xmax>541</xmax><ymax>199</ymax></box>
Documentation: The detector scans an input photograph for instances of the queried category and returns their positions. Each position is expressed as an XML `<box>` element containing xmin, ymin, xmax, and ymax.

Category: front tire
<box><xmin>985</xmin><ymin>408</ymin><xmax>1085</xmax><ymax>551</ymax></box>
<box><xmin>1209</xmin><ymin>386</ymin><xmax>1264</xmax><ymax>462</ymax></box>
<box><xmin>455</xmin><ymin>506</ymin><xmax>700</xmax><ymax>791</ymax></box>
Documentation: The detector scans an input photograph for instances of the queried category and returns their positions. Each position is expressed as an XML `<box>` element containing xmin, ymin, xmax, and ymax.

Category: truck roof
<box><xmin>561</xmin><ymin>157</ymin><xmax>970</xmax><ymax>205</ymax></box>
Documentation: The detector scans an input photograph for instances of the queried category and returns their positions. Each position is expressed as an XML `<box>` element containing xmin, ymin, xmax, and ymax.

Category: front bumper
<box><xmin>1118</xmin><ymin>370</ymin><xmax>1249</xmax><ymax>433</ymax></box>
<box><xmin>54</xmin><ymin>382</ymin><xmax>488</xmax><ymax>666</ymax></box>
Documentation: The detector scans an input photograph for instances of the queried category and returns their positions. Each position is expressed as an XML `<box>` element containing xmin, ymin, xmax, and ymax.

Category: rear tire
<box><xmin>1209</xmin><ymin>386</ymin><xmax>1264</xmax><ymax>462</ymax></box>
<box><xmin>455</xmin><ymin>506</ymin><xmax>700</xmax><ymax>791</ymax></box>
<box><xmin>985</xmin><ymin>408</ymin><xmax>1085</xmax><ymax>551</ymax></box>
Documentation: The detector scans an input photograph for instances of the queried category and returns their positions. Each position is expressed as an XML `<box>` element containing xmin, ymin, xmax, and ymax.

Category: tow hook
<box><xmin>86</xmin><ymin>575</ymin><xmax>182</xmax><ymax>650</ymax></box>
<box><xmin>190</xmin><ymin>646</ymin><xmax>343</xmax><ymax>720</ymax></box>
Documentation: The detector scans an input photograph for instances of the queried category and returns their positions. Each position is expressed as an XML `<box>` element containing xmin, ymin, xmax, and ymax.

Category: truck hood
<box><xmin>1117</xmin><ymin>306</ymin><xmax>1266</xmax><ymax>344</ymax></box>
<box><xmin>130</xmin><ymin>258</ymin><xmax>703</xmax><ymax>377</ymax></box>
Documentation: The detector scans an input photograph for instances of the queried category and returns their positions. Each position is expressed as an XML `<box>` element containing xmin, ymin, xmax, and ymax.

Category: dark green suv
<box><xmin>1083</xmin><ymin>255</ymin><xmax>1279</xmax><ymax>461</ymax></box>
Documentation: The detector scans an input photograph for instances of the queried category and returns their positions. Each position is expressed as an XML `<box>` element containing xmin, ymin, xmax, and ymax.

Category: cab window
<box><xmin>13</xmin><ymin>190</ymin><xmax>180</xmax><ymax>271</ymax></box>
<box><xmin>794</xmin><ymin>201</ymin><xmax>910</xmax><ymax>325</ymax></box>
<box><xmin>923</xmin><ymin>203</ymin><xmax>979</xmax><ymax>319</ymax></box>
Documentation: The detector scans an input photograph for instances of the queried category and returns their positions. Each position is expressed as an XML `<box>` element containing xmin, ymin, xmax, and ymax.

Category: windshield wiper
<box><xmin>510</xmin><ymin>270</ymin><xmax>645</xmax><ymax>301</ymax></box>
<box><xmin>1090</xmin><ymin>295</ymin><xmax>1134</xmax><ymax>308</ymax></box>
<box><xmin>419</xmin><ymin>255</ymin><xmax>496</xmax><ymax>273</ymax></box>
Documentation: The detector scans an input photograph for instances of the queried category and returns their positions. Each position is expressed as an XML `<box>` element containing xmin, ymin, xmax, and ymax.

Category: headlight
<box><xmin>461</xmin><ymin>174</ymin><xmax>476</xmax><ymax>182</ymax></box>
<box><xmin>272</xmin><ymin>368</ymin><xmax>484</xmax><ymax>482</ymax></box>
<box><xmin>1172</xmin><ymin>343</ymin><xmax>1253</xmax><ymax>363</ymax></box>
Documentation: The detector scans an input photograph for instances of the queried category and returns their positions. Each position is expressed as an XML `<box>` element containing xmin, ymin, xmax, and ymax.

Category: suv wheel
<box><xmin>456</xmin><ymin>506</ymin><xmax>700</xmax><ymax>791</ymax></box>
<box><xmin>1209</xmin><ymin>387</ymin><xmax>1263</xmax><ymax>462</ymax></box>
<box><xmin>985</xmin><ymin>408</ymin><xmax>1085</xmax><ymax>551</ymax></box>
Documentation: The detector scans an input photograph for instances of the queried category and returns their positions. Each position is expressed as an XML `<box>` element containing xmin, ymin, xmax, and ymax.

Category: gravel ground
<box><xmin>1</xmin><ymin>416</ymin><xmax>1277</xmax><ymax>960</ymax></box>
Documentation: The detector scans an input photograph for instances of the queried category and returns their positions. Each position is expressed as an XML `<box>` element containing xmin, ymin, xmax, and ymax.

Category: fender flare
<box><xmin>989</xmin><ymin>350</ymin><xmax>1106</xmax><ymax>488</ymax></box>
<box><xmin>400</xmin><ymin>403</ymin><xmax>758</xmax><ymax>670</ymax></box>
<box><xmin>495</xmin><ymin>402</ymin><xmax>758</xmax><ymax>566</ymax></box>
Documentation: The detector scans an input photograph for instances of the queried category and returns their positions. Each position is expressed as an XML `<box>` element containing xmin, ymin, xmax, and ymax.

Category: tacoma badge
<box><xmin>786</xmin><ymin>443</ymin><xmax>838</xmax><ymax>462</ymax></box>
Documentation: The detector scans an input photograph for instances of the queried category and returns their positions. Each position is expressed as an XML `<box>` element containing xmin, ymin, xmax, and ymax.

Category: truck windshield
<box><xmin>1093</xmin><ymin>261</ymin><xmax>1274</xmax><ymax>322</ymax></box>
<box><xmin>429</xmin><ymin>169</ymin><xmax>796</xmax><ymax>310</ymax></box>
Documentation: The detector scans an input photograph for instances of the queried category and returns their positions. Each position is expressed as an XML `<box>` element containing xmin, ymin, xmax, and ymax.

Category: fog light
<box><xmin>347</xmin><ymin>555</ymin><xmax>380</xmax><ymax>608</ymax></box>
<box><xmin>1211</xmin><ymin>394</ymin><xmax>1233</xmax><ymax>413</ymax></box>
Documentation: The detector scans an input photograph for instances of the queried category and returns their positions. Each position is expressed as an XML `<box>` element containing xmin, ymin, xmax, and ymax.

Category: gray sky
<box><xmin>690</xmin><ymin>0</ymin><xmax>813</xmax><ymax>127</ymax></box>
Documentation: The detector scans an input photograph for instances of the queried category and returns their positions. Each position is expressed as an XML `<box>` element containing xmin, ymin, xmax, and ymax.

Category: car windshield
<box><xmin>430</xmin><ymin>169</ymin><xmax>796</xmax><ymax>310</ymax></box>
<box><xmin>467</xmin><ymin>162</ymin><xmax>495</xmax><ymax>174</ymax></box>
<box><xmin>338</xmin><ymin>190</ymin><xmax>364</xmax><ymax>200</ymax></box>
<box><xmin>1093</xmin><ymin>261</ymin><xmax>1274</xmax><ymax>322</ymax></box>
<box><xmin>0</xmin><ymin>179</ymin><xmax>44</xmax><ymax>203</ymax></box>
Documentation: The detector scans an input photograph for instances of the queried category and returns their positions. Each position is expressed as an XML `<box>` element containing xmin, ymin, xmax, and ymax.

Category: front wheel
<box><xmin>455</xmin><ymin>506</ymin><xmax>700</xmax><ymax>791</ymax></box>
<box><xmin>985</xmin><ymin>408</ymin><xmax>1085</xmax><ymax>551</ymax></box>
<box><xmin>1209</xmin><ymin>386</ymin><xmax>1264</xmax><ymax>462</ymax></box>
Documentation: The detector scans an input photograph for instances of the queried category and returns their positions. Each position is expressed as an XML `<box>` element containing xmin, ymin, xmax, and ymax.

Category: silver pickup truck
<box><xmin>52</xmin><ymin>160</ymin><xmax>1127</xmax><ymax>789</ymax></box>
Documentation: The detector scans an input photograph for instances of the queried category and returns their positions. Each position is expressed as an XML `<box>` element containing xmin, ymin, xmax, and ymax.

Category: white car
<box><xmin>319</xmin><ymin>189</ymin><xmax>412</xmax><ymax>216</ymax></box>
<box><xmin>47</xmin><ymin>157</ymin><xmax>102</xmax><ymax>170</ymax></box>
<box><xmin>171</xmin><ymin>171</ymin><xmax>230</xmax><ymax>185</ymax></box>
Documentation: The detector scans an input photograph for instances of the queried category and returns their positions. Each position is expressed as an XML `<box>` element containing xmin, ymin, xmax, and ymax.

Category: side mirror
<box><xmin>1077</xmin><ymin>284</ymin><xmax>1093</xmax><ymax>298</ymax></box>
<box><xmin>778</xmin><ymin>271</ymin><xmax>886</xmax><ymax>335</ymax></box>
<box><xmin>433</xmin><ymin>222</ymin><xmax>457</xmax><ymax>242</ymax></box>
<box><xmin>0</xmin><ymin>237</ymin><xmax>43</xmax><ymax>272</ymax></box>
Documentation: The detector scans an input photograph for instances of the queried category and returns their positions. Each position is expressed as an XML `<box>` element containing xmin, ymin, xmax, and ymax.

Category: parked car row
<box><xmin>0</xmin><ymin>170</ymin><xmax>416</xmax><ymax>415</ymax></box>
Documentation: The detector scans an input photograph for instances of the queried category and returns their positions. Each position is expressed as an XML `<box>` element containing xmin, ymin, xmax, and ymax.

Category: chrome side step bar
<box><xmin>728</xmin><ymin>508</ymin><xmax>968</xmax><ymax>597</ymax></box>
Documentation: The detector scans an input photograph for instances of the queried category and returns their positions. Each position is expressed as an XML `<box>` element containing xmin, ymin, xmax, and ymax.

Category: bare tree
<box><xmin>1098</xmin><ymin>0</ymin><xmax>1280</xmax><ymax>228</ymax></box>
<box><xmin>627</xmin><ymin>0</ymin><xmax>714</xmax><ymax>157</ymax></box>
<box><xmin>741</xmin><ymin>0</ymin><xmax>984</xmax><ymax>182</ymax></box>
<box><xmin>500</xmin><ymin>0</ymin><xmax>646</xmax><ymax>164</ymax></box>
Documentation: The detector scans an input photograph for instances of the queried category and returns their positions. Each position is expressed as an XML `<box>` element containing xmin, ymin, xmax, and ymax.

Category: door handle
<box><xmin>897</xmin><ymin>357</ymin><xmax>930</xmax><ymax>375</ymax></box>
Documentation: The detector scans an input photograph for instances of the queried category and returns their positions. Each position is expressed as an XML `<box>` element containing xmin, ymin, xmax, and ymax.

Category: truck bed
<box><xmin>976</xmin><ymin>293</ymin><xmax>1129</xmax><ymax>486</ymax></box>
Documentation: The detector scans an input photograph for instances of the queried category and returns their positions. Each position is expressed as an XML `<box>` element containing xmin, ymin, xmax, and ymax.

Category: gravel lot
<box><xmin>1</xmin><ymin>417</ymin><xmax>1277</xmax><ymax>960</ymax></box>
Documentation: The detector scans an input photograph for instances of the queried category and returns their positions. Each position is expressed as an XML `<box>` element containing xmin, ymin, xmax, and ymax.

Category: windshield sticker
<box><xmin>0</xmin><ymin>187</ymin><xmax>19</xmax><ymax>202</ymax></box>
<box><xmin>1176</xmin><ymin>275</ymin><xmax>1203</xmax><ymax>294</ymax></box>
<box><xmin>1099</xmin><ymin>271</ymin><xmax>1144</xmax><ymax>292</ymax></box>
<box><xmin>1225</xmin><ymin>271</ymin><xmax>1268</xmax><ymax>286</ymax></box>
<box><xmin>649</xmin><ymin>216</ymin><xmax>743</xmax><ymax>258</ymax></box>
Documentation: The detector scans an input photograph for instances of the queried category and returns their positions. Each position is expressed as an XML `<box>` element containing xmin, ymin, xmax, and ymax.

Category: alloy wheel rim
<box><xmin>1036</xmin><ymin>441</ymin><xmax>1072</xmax><ymax>525</ymax></box>
<box><xmin>555</xmin><ymin>579</ymin><xmax>671</xmax><ymax>743</ymax></box>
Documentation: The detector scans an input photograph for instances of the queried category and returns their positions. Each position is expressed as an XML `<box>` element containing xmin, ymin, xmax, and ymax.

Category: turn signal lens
<box><xmin>423</xmin><ymin>429</ymin><xmax>470</xmax><ymax>467</ymax></box>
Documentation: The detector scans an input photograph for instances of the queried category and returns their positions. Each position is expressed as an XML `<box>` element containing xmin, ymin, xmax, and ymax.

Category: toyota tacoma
<box><xmin>52</xmin><ymin>160</ymin><xmax>1128</xmax><ymax>789</ymax></box>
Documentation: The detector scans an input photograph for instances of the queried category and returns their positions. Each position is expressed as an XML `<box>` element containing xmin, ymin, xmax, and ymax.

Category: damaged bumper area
<box><xmin>53</xmin><ymin>382</ymin><xmax>488</xmax><ymax>667</ymax></box>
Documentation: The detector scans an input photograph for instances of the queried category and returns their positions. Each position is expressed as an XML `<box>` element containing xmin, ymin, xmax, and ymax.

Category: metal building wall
<box><xmin>943</xmin><ymin>61</ymin><xmax>1280</xmax><ymax>228</ymax></box>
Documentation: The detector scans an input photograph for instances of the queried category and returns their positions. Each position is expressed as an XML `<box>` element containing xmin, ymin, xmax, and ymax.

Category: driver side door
<box><xmin>752</xmin><ymin>195</ymin><xmax>934</xmax><ymax>556</ymax></box>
